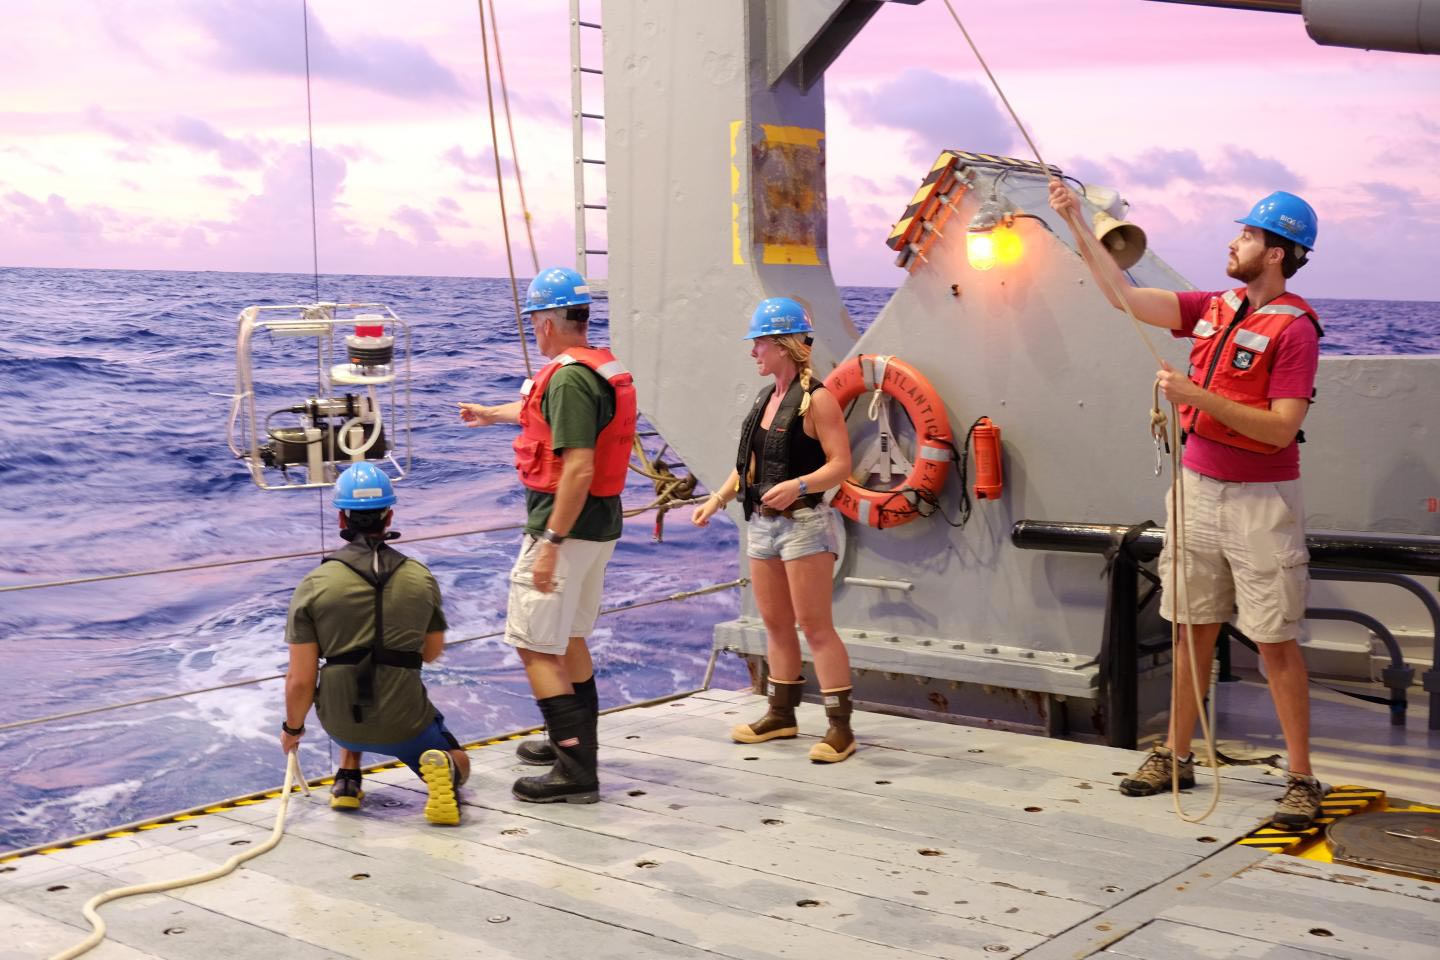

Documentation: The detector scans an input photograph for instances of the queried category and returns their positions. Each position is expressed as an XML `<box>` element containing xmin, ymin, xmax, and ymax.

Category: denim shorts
<box><xmin>747</xmin><ymin>505</ymin><xmax>839</xmax><ymax>562</ymax></box>
<box><xmin>329</xmin><ymin>713</ymin><xmax>462</xmax><ymax>777</ymax></box>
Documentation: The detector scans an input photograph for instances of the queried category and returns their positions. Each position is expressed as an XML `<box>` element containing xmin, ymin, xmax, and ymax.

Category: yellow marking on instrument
<box><xmin>0</xmin><ymin>855</ymin><xmax>20</xmax><ymax>863</ymax></box>
<box><xmin>37</xmin><ymin>847</ymin><xmax>64</xmax><ymax>855</ymax></box>
<box><xmin>104</xmin><ymin>831</ymin><xmax>136</xmax><ymax>839</ymax></box>
<box><xmin>760</xmin><ymin>124</ymin><xmax>823</xmax><ymax>148</ymax></box>
<box><xmin>70</xmin><ymin>839</ymin><xmax>97</xmax><ymax>846</ymax></box>
<box><xmin>137</xmin><ymin>824</ymin><xmax>163</xmax><ymax>831</ymax></box>
<box><xmin>762</xmin><ymin>244</ymin><xmax>822</xmax><ymax>266</ymax></box>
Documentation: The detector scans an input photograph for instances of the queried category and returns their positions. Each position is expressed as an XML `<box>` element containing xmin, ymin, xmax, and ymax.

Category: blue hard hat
<box><xmin>522</xmin><ymin>267</ymin><xmax>591</xmax><ymax>315</ymax></box>
<box><xmin>1236</xmin><ymin>191</ymin><xmax>1317</xmax><ymax>250</ymax></box>
<box><xmin>332</xmin><ymin>462</ymin><xmax>396</xmax><ymax>511</ymax></box>
<box><xmin>743</xmin><ymin>297</ymin><xmax>813</xmax><ymax>340</ymax></box>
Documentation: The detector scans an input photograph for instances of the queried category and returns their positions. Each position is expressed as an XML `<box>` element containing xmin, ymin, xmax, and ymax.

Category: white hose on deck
<box><xmin>49</xmin><ymin>752</ymin><xmax>310</xmax><ymax>960</ymax></box>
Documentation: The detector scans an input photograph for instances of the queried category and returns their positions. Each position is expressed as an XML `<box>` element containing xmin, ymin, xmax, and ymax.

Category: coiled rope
<box><xmin>939</xmin><ymin>0</ymin><xmax>1219</xmax><ymax>821</ymax></box>
<box><xmin>46</xmin><ymin>753</ymin><xmax>310</xmax><ymax>960</ymax></box>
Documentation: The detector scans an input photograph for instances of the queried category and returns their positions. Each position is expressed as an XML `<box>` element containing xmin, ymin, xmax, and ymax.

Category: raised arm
<box><xmin>1048</xmin><ymin>180</ymin><xmax>1181</xmax><ymax>330</ymax></box>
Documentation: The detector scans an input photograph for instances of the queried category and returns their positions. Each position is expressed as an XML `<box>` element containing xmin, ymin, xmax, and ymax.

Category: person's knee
<box><xmin>796</xmin><ymin>616</ymin><xmax>835</xmax><ymax>642</ymax></box>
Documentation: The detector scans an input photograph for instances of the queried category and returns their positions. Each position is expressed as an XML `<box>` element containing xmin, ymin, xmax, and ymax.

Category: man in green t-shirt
<box><xmin>459</xmin><ymin>267</ymin><xmax>637</xmax><ymax>804</ymax></box>
<box><xmin>281</xmin><ymin>462</ymin><xmax>469</xmax><ymax>824</ymax></box>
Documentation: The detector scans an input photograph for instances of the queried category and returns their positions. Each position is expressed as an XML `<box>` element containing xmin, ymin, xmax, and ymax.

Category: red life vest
<box><xmin>513</xmin><ymin>347</ymin><xmax>638</xmax><ymax>496</ymax></box>
<box><xmin>1180</xmin><ymin>287</ymin><xmax>1320</xmax><ymax>455</ymax></box>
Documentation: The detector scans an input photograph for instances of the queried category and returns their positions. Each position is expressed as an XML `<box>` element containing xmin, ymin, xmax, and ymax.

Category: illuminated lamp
<box><xmin>967</xmin><ymin>197</ymin><xmax>1020</xmax><ymax>272</ymax></box>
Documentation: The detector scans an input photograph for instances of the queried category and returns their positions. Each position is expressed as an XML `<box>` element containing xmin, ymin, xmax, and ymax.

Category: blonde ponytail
<box><xmin>773</xmin><ymin>333</ymin><xmax>815</xmax><ymax>416</ymax></box>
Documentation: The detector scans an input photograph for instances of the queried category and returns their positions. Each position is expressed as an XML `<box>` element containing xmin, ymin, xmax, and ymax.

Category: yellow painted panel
<box><xmin>760</xmin><ymin>124</ymin><xmax>824</xmax><ymax>148</ymax></box>
<box><xmin>733</xmin><ymin>203</ymin><xmax>744</xmax><ymax>265</ymax></box>
<box><xmin>762</xmin><ymin>243</ymin><xmax>822</xmax><ymax>266</ymax></box>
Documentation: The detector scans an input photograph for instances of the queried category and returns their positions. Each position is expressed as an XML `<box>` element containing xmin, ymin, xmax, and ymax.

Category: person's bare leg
<box><xmin>784</xmin><ymin>552</ymin><xmax>850</xmax><ymax>689</ymax></box>
<box><xmin>338</xmin><ymin>748</ymin><xmax>362</xmax><ymax>769</ymax></box>
<box><xmin>1258</xmin><ymin>639</ymin><xmax>1312</xmax><ymax>776</ymax></box>
<box><xmin>565</xmin><ymin>635</ymin><xmax>593</xmax><ymax>683</ymax></box>
<box><xmin>751</xmin><ymin>556</ymin><xmax>802</xmax><ymax>680</ymax></box>
<box><xmin>519</xmin><ymin>648</ymin><xmax>574</xmax><ymax>699</ymax></box>
<box><xmin>1166</xmin><ymin>622</ymin><xmax>1222</xmax><ymax>758</ymax></box>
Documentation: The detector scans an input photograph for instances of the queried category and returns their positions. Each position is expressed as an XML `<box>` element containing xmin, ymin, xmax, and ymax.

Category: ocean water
<box><xmin>0</xmin><ymin>267</ymin><xmax>1436</xmax><ymax>853</ymax></box>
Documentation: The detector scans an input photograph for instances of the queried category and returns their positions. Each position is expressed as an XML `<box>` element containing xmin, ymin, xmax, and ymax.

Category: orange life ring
<box><xmin>823</xmin><ymin>354</ymin><xmax>954</xmax><ymax>529</ymax></box>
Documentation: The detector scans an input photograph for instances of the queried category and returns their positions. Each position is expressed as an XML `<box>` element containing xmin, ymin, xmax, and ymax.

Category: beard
<box><xmin>1226</xmin><ymin>249</ymin><xmax>1265</xmax><ymax>283</ymax></box>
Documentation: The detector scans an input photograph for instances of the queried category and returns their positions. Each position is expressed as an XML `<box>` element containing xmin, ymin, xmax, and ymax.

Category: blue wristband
<box><xmin>797</xmin><ymin>478</ymin><xmax>809</xmax><ymax>496</ymax></box>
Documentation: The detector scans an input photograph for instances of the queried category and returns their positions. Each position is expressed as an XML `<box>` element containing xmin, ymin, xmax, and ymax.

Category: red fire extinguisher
<box><xmin>971</xmin><ymin>417</ymin><xmax>1003</xmax><ymax>500</ymax></box>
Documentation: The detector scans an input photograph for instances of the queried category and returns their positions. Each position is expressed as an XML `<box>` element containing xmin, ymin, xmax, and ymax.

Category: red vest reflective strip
<box><xmin>1180</xmin><ymin>288</ymin><xmax>1318</xmax><ymax>455</ymax></box>
<box><xmin>513</xmin><ymin>347</ymin><xmax>638</xmax><ymax>496</ymax></box>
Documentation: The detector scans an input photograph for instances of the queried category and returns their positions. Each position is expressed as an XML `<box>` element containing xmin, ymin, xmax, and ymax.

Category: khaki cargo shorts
<box><xmin>504</xmin><ymin>534</ymin><xmax>618</xmax><ymax>655</ymax></box>
<box><xmin>1158</xmin><ymin>469</ymin><xmax>1309</xmax><ymax>644</ymax></box>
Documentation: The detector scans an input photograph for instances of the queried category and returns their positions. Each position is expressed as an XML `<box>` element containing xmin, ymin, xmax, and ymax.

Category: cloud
<box><xmin>1071</xmin><ymin>146</ymin><xmax>1300</xmax><ymax>192</ymax></box>
<box><xmin>1215</xmin><ymin>147</ymin><xmax>1301</xmax><ymax>189</ymax></box>
<box><xmin>444</xmin><ymin>145</ymin><xmax>515</xmax><ymax>178</ymax></box>
<box><xmin>189</xmin><ymin>0</ymin><xmax>463</xmax><ymax>101</ymax></box>
<box><xmin>394</xmin><ymin>205</ymin><xmax>440</xmax><ymax>243</ymax></box>
<box><xmin>85</xmin><ymin>107</ymin><xmax>149</xmax><ymax>145</ymax></box>
<box><xmin>1112</xmin><ymin>148</ymin><xmax>1209</xmax><ymax>188</ymax></box>
<box><xmin>4</xmin><ymin>191</ymin><xmax>106</xmax><ymax>238</ymax></box>
<box><xmin>166</xmin><ymin>116</ymin><xmax>263</xmax><ymax>170</ymax></box>
<box><xmin>842</xmin><ymin>69</ymin><xmax>1016</xmax><ymax>162</ymax></box>
<box><xmin>201</xmin><ymin>174</ymin><xmax>244</xmax><ymax>190</ymax></box>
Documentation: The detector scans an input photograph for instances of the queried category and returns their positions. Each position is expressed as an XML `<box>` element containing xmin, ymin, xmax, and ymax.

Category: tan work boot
<box><xmin>808</xmin><ymin>687</ymin><xmax>857</xmax><ymax>763</ymax></box>
<box><xmin>1272</xmin><ymin>773</ymin><xmax>1325</xmax><ymax>829</ymax></box>
<box><xmin>731</xmin><ymin>677</ymin><xmax>804</xmax><ymax>743</ymax></box>
<box><xmin>1119</xmin><ymin>745</ymin><xmax>1195</xmax><ymax>797</ymax></box>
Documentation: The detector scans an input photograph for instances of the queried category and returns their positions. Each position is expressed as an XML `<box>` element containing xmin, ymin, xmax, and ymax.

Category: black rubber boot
<box><xmin>513</xmin><ymin>693</ymin><xmax>599</xmax><ymax>804</ymax></box>
<box><xmin>731</xmin><ymin>677</ymin><xmax>805</xmax><ymax>743</ymax></box>
<box><xmin>516</xmin><ymin>676</ymin><xmax>599</xmax><ymax>766</ymax></box>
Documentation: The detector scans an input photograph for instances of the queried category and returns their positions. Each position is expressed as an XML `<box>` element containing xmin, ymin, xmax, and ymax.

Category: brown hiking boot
<box><xmin>808</xmin><ymin>688</ymin><xmax>857</xmax><ymax>763</ymax></box>
<box><xmin>1119</xmin><ymin>745</ymin><xmax>1194</xmax><ymax>796</ymax></box>
<box><xmin>731</xmin><ymin>677</ymin><xmax>804</xmax><ymax>743</ymax></box>
<box><xmin>1272</xmin><ymin>773</ymin><xmax>1324</xmax><ymax>829</ymax></box>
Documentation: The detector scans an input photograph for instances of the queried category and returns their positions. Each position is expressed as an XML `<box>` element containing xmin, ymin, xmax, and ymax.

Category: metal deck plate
<box><xmin>2</xmin><ymin>691</ymin><xmax>1435</xmax><ymax>959</ymax></box>
<box><xmin>1328</xmin><ymin>812</ymin><xmax>1440</xmax><ymax>880</ymax></box>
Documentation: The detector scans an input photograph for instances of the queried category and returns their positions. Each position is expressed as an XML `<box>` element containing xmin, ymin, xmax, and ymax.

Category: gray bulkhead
<box><xmin>600</xmin><ymin>0</ymin><xmax>1439</xmax><ymax>730</ymax></box>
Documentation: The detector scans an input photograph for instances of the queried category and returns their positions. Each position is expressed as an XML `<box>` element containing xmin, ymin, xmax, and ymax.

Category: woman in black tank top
<box><xmin>691</xmin><ymin>297</ymin><xmax>860</xmax><ymax>763</ymax></box>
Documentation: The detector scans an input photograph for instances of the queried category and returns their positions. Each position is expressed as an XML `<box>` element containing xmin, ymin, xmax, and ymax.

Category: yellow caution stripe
<box><xmin>1238</xmin><ymin>784</ymin><xmax>1386</xmax><ymax>855</ymax></box>
<box><xmin>0</xmin><ymin>724</ymin><xmax>548</xmax><ymax>864</ymax></box>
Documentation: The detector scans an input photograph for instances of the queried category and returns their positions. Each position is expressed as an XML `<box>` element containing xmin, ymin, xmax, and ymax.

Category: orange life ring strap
<box><xmin>823</xmin><ymin>355</ymin><xmax>954</xmax><ymax>530</ymax></box>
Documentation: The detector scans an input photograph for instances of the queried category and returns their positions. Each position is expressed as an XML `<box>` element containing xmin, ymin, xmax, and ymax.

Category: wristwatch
<box><xmin>281</xmin><ymin>720</ymin><xmax>305</xmax><ymax>736</ymax></box>
<box><xmin>540</xmin><ymin>528</ymin><xmax>567</xmax><ymax>545</ymax></box>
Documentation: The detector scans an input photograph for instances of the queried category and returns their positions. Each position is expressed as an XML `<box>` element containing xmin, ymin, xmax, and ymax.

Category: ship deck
<box><xmin>3</xmin><ymin>687</ymin><xmax>1436</xmax><ymax>960</ymax></box>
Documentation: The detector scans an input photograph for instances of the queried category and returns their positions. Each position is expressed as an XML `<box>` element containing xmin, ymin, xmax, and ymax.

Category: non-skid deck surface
<box><xmin>3</xmin><ymin>691</ymin><xmax>1435</xmax><ymax>959</ymax></box>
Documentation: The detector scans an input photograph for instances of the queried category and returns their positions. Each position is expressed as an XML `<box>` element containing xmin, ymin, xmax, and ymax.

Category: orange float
<box><xmin>824</xmin><ymin>355</ymin><xmax>954</xmax><ymax>529</ymax></box>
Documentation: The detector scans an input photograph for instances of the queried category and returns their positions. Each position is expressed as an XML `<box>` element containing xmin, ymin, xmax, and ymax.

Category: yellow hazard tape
<box><xmin>1239</xmin><ymin>784</ymin><xmax>1386</xmax><ymax>856</ymax></box>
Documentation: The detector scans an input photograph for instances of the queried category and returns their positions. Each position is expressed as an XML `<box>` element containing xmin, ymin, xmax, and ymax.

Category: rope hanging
<box><xmin>476</xmin><ymin>0</ymin><xmax>533</xmax><ymax>377</ymax></box>
<box><xmin>629</xmin><ymin>435</ymin><xmax>699</xmax><ymax>541</ymax></box>
<box><xmin>939</xmin><ymin>0</ymin><xmax>1220</xmax><ymax>820</ymax></box>
<box><xmin>487</xmin><ymin>0</ymin><xmax>540</xmax><ymax>274</ymax></box>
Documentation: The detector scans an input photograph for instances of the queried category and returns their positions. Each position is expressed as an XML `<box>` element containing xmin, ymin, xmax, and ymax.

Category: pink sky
<box><xmin>2</xmin><ymin>0</ymin><xmax>1437</xmax><ymax>299</ymax></box>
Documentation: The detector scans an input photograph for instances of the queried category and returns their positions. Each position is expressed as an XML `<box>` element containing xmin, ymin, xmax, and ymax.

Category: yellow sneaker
<box><xmin>329</xmin><ymin>773</ymin><xmax>363</xmax><ymax>811</ymax></box>
<box><xmin>419</xmin><ymin>749</ymin><xmax>460</xmax><ymax>825</ymax></box>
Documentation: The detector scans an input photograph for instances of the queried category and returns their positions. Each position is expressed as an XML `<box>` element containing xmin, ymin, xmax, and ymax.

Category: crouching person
<box><xmin>279</xmin><ymin>462</ymin><xmax>470</xmax><ymax>824</ymax></box>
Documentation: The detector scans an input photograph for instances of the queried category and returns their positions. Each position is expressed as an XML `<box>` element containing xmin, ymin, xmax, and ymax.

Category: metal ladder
<box><xmin>570</xmin><ymin>0</ymin><xmax>606</xmax><ymax>280</ymax></box>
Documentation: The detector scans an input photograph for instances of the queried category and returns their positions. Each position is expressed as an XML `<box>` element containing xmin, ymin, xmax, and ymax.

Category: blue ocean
<box><xmin>1</xmin><ymin>267</ymin><xmax>1436</xmax><ymax>853</ymax></box>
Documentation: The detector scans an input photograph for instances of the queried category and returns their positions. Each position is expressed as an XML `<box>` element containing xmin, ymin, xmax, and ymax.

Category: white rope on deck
<box><xmin>48</xmin><ymin>753</ymin><xmax>310</xmax><ymax>960</ymax></box>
